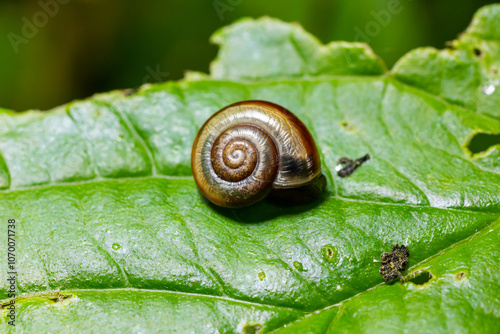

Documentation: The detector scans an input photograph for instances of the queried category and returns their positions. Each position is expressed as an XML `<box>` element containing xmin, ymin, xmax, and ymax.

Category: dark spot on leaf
<box><xmin>456</xmin><ymin>271</ymin><xmax>466</xmax><ymax>280</ymax></box>
<box><xmin>406</xmin><ymin>270</ymin><xmax>433</xmax><ymax>285</ymax></box>
<box><xmin>466</xmin><ymin>132</ymin><xmax>500</xmax><ymax>156</ymax></box>
<box><xmin>322</xmin><ymin>245</ymin><xmax>336</xmax><ymax>262</ymax></box>
<box><xmin>336</xmin><ymin>154</ymin><xmax>370</xmax><ymax>177</ymax></box>
<box><xmin>243</xmin><ymin>323</ymin><xmax>262</xmax><ymax>334</ymax></box>
<box><xmin>0</xmin><ymin>300</ymin><xmax>13</xmax><ymax>309</ymax></box>
<box><xmin>258</xmin><ymin>272</ymin><xmax>266</xmax><ymax>281</ymax></box>
<box><xmin>49</xmin><ymin>293</ymin><xmax>73</xmax><ymax>303</ymax></box>
<box><xmin>1</xmin><ymin>293</ymin><xmax>74</xmax><ymax>308</ymax></box>
<box><xmin>340</xmin><ymin>121</ymin><xmax>354</xmax><ymax>131</ymax></box>
<box><xmin>473</xmin><ymin>47</ymin><xmax>482</xmax><ymax>57</ymax></box>
<box><xmin>293</xmin><ymin>261</ymin><xmax>304</xmax><ymax>271</ymax></box>
<box><xmin>123</xmin><ymin>88</ymin><xmax>138</xmax><ymax>96</ymax></box>
<box><xmin>379</xmin><ymin>244</ymin><xmax>409</xmax><ymax>282</ymax></box>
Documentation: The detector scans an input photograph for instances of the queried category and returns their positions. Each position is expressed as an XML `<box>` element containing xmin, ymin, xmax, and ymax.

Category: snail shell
<box><xmin>191</xmin><ymin>100</ymin><xmax>325</xmax><ymax>208</ymax></box>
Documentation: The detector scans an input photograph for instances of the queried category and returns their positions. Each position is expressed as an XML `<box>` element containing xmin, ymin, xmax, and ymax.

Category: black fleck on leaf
<box><xmin>336</xmin><ymin>154</ymin><xmax>370</xmax><ymax>177</ymax></box>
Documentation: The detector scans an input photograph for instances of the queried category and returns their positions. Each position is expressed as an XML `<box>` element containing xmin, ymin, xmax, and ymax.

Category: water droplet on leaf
<box><xmin>482</xmin><ymin>84</ymin><xmax>496</xmax><ymax>95</ymax></box>
<box><xmin>481</xmin><ymin>80</ymin><xmax>499</xmax><ymax>96</ymax></box>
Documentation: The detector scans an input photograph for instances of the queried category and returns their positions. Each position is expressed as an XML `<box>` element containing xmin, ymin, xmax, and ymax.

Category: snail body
<box><xmin>191</xmin><ymin>100</ymin><xmax>325</xmax><ymax>208</ymax></box>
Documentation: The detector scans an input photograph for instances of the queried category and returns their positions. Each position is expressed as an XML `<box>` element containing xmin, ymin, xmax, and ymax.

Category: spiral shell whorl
<box><xmin>192</xmin><ymin>100</ymin><xmax>322</xmax><ymax>208</ymax></box>
<box><xmin>196</xmin><ymin>124</ymin><xmax>279</xmax><ymax>207</ymax></box>
<box><xmin>211</xmin><ymin>128</ymin><xmax>259</xmax><ymax>183</ymax></box>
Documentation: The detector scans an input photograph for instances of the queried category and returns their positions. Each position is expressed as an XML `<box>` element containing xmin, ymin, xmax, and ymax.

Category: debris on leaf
<box><xmin>122</xmin><ymin>88</ymin><xmax>138</xmax><ymax>96</ymax></box>
<box><xmin>379</xmin><ymin>244</ymin><xmax>409</xmax><ymax>282</ymax></box>
<box><xmin>51</xmin><ymin>293</ymin><xmax>72</xmax><ymax>303</ymax></box>
<box><xmin>336</xmin><ymin>154</ymin><xmax>370</xmax><ymax>177</ymax></box>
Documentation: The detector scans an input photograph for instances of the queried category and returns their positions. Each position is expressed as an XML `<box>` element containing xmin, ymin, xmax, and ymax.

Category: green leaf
<box><xmin>271</xmin><ymin>219</ymin><xmax>500</xmax><ymax>334</ymax></box>
<box><xmin>209</xmin><ymin>17</ymin><xmax>386</xmax><ymax>80</ymax></box>
<box><xmin>1</xmin><ymin>6</ymin><xmax>500</xmax><ymax>334</ymax></box>
<box><xmin>393</xmin><ymin>4</ymin><xmax>500</xmax><ymax>120</ymax></box>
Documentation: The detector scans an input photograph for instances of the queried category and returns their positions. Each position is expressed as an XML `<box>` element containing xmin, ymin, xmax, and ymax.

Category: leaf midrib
<box><xmin>0</xmin><ymin>175</ymin><xmax>497</xmax><ymax>218</ymax></box>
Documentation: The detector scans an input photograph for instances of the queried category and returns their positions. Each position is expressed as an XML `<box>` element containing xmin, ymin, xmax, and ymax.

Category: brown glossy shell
<box><xmin>191</xmin><ymin>100</ymin><xmax>322</xmax><ymax>208</ymax></box>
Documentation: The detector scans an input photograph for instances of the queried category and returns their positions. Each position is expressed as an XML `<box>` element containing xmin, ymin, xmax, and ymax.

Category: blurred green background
<box><xmin>0</xmin><ymin>0</ymin><xmax>496</xmax><ymax>111</ymax></box>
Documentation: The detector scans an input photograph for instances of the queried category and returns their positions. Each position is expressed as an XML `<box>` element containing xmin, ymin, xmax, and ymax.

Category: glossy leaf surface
<box><xmin>1</xmin><ymin>5</ymin><xmax>499</xmax><ymax>334</ymax></box>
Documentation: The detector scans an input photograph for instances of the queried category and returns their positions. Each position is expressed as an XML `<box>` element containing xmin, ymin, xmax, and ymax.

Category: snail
<box><xmin>191</xmin><ymin>100</ymin><xmax>325</xmax><ymax>208</ymax></box>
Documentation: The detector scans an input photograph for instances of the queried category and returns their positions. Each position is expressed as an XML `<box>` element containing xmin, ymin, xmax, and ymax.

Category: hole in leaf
<box><xmin>467</xmin><ymin>132</ymin><xmax>500</xmax><ymax>155</ymax></box>
<box><xmin>406</xmin><ymin>270</ymin><xmax>432</xmax><ymax>285</ymax></box>
<box><xmin>243</xmin><ymin>324</ymin><xmax>262</xmax><ymax>334</ymax></box>
<box><xmin>456</xmin><ymin>271</ymin><xmax>466</xmax><ymax>280</ymax></box>
<box><xmin>473</xmin><ymin>48</ymin><xmax>482</xmax><ymax>57</ymax></box>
